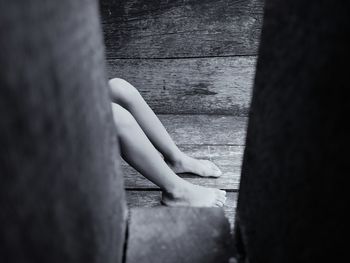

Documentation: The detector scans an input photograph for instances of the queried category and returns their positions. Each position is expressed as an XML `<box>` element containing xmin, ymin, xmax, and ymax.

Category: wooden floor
<box><xmin>100</xmin><ymin>0</ymin><xmax>263</xmax><ymax>228</ymax></box>
<box><xmin>122</xmin><ymin>116</ymin><xmax>247</xmax><ymax>227</ymax></box>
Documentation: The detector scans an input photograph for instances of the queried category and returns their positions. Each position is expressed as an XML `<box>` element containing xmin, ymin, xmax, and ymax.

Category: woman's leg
<box><xmin>109</xmin><ymin>78</ymin><xmax>222</xmax><ymax>178</ymax></box>
<box><xmin>112</xmin><ymin>103</ymin><xmax>226</xmax><ymax>207</ymax></box>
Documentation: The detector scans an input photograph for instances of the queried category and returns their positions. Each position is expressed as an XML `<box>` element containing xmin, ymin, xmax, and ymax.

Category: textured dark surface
<box><xmin>0</xmin><ymin>1</ymin><xmax>126</xmax><ymax>263</ymax></box>
<box><xmin>234</xmin><ymin>0</ymin><xmax>348</xmax><ymax>262</ymax></box>
<box><xmin>126</xmin><ymin>207</ymin><xmax>233</xmax><ymax>263</ymax></box>
<box><xmin>100</xmin><ymin>0</ymin><xmax>264</xmax><ymax>58</ymax></box>
<box><xmin>106</xmin><ymin>57</ymin><xmax>256</xmax><ymax>115</ymax></box>
<box><xmin>157</xmin><ymin>115</ymin><xmax>247</xmax><ymax>145</ymax></box>
<box><xmin>101</xmin><ymin>0</ymin><xmax>261</xmax><ymax>117</ymax></box>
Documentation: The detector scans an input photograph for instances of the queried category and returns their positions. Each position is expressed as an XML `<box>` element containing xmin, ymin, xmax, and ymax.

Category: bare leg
<box><xmin>112</xmin><ymin>103</ymin><xmax>226</xmax><ymax>207</ymax></box>
<box><xmin>109</xmin><ymin>78</ymin><xmax>222</xmax><ymax>178</ymax></box>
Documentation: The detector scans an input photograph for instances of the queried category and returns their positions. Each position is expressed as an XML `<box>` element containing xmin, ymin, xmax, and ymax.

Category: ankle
<box><xmin>163</xmin><ymin>178</ymin><xmax>190</xmax><ymax>198</ymax></box>
<box><xmin>164</xmin><ymin>150</ymin><xmax>186</xmax><ymax>166</ymax></box>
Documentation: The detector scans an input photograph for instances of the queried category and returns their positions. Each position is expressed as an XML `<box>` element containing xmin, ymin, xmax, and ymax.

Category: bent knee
<box><xmin>109</xmin><ymin>78</ymin><xmax>140</xmax><ymax>105</ymax></box>
<box><xmin>109</xmin><ymin>77</ymin><xmax>130</xmax><ymax>88</ymax></box>
<box><xmin>111</xmin><ymin>103</ymin><xmax>136</xmax><ymax>131</ymax></box>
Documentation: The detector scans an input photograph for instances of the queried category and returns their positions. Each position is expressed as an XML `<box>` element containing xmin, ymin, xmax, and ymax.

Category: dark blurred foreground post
<box><xmin>0</xmin><ymin>0</ymin><xmax>126</xmax><ymax>262</ymax></box>
<box><xmin>234</xmin><ymin>0</ymin><xmax>348</xmax><ymax>262</ymax></box>
<box><xmin>0</xmin><ymin>1</ymin><xmax>234</xmax><ymax>262</ymax></box>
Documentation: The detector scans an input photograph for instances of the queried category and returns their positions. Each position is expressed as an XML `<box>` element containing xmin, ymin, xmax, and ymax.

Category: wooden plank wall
<box><xmin>100</xmin><ymin>0</ymin><xmax>263</xmax><ymax>116</ymax></box>
<box><xmin>100</xmin><ymin>0</ymin><xmax>264</xmax><ymax>227</ymax></box>
<box><xmin>100</xmin><ymin>0</ymin><xmax>263</xmax><ymax>58</ymax></box>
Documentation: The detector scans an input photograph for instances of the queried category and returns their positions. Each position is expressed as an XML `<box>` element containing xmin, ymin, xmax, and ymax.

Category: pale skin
<box><xmin>109</xmin><ymin>78</ymin><xmax>226</xmax><ymax>207</ymax></box>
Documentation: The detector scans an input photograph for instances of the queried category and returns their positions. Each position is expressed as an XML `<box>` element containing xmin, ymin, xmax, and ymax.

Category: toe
<box><xmin>212</xmin><ymin>169</ymin><xmax>222</xmax><ymax>177</ymax></box>
<box><xmin>208</xmin><ymin>162</ymin><xmax>222</xmax><ymax>177</ymax></box>
<box><xmin>215</xmin><ymin>200</ymin><xmax>224</xmax><ymax>207</ymax></box>
<box><xmin>211</xmin><ymin>163</ymin><xmax>221</xmax><ymax>172</ymax></box>
<box><xmin>218</xmin><ymin>190</ymin><xmax>226</xmax><ymax>197</ymax></box>
<box><xmin>218</xmin><ymin>195</ymin><xmax>226</xmax><ymax>204</ymax></box>
<box><xmin>200</xmin><ymin>160</ymin><xmax>222</xmax><ymax>177</ymax></box>
<box><xmin>214</xmin><ymin>190</ymin><xmax>226</xmax><ymax>206</ymax></box>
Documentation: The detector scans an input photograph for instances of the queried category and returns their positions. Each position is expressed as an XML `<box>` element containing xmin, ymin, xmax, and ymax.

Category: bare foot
<box><xmin>166</xmin><ymin>153</ymin><xmax>222</xmax><ymax>178</ymax></box>
<box><xmin>161</xmin><ymin>180</ymin><xmax>226</xmax><ymax>207</ymax></box>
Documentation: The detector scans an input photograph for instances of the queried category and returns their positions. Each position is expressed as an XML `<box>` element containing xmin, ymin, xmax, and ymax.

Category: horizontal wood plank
<box><xmin>100</xmin><ymin>0</ymin><xmax>264</xmax><ymax>58</ymax></box>
<box><xmin>158</xmin><ymin>115</ymin><xmax>247</xmax><ymax>145</ymax></box>
<box><xmin>126</xmin><ymin>190</ymin><xmax>237</xmax><ymax>227</ymax></box>
<box><xmin>123</xmin><ymin>145</ymin><xmax>243</xmax><ymax>190</ymax></box>
<box><xmin>107</xmin><ymin>56</ymin><xmax>256</xmax><ymax>115</ymax></box>
<box><xmin>126</xmin><ymin>207</ymin><xmax>232</xmax><ymax>263</ymax></box>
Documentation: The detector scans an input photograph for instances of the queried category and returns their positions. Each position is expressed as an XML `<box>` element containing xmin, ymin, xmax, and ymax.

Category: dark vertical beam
<box><xmin>234</xmin><ymin>0</ymin><xmax>348</xmax><ymax>262</ymax></box>
<box><xmin>0</xmin><ymin>1</ymin><xmax>126</xmax><ymax>263</ymax></box>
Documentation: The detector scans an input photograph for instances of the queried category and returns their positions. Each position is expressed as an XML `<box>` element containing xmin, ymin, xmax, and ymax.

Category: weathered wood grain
<box><xmin>158</xmin><ymin>115</ymin><xmax>247</xmax><ymax>145</ymax></box>
<box><xmin>107</xmin><ymin>56</ymin><xmax>256</xmax><ymax>115</ymax></box>
<box><xmin>126</xmin><ymin>190</ymin><xmax>237</xmax><ymax>227</ymax></box>
<box><xmin>0</xmin><ymin>1</ymin><xmax>126</xmax><ymax>262</ymax></box>
<box><xmin>100</xmin><ymin>0</ymin><xmax>264</xmax><ymax>58</ymax></box>
<box><xmin>123</xmin><ymin>145</ymin><xmax>243</xmax><ymax>190</ymax></box>
<box><xmin>126</xmin><ymin>207</ymin><xmax>233</xmax><ymax>263</ymax></box>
